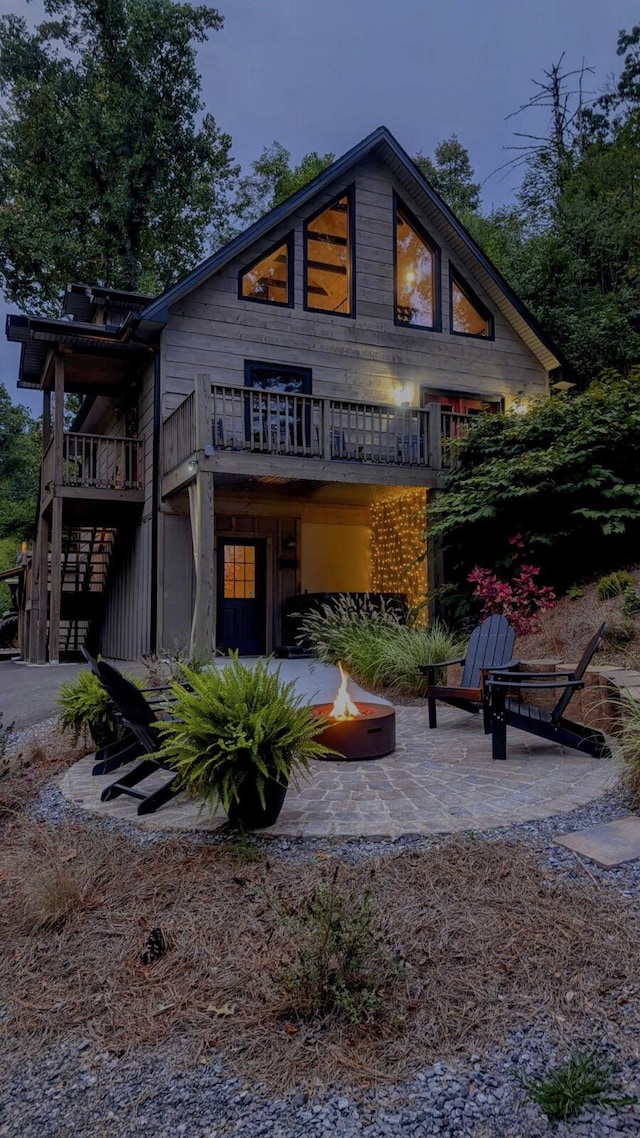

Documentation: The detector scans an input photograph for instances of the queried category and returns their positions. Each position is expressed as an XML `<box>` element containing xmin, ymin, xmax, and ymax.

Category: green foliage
<box><xmin>431</xmin><ymin>374</ymin><xmax>640</xmax><ymax>607</ymax></box>
<box><xmin>0</xmin><ymin>709</ymin><xmax>15</xmax><ymax>763</ymax></box>
<box><xmin>57</xmin><ymin>669</ymin><xmax>117</xmax><ymax>746</ymax></box>
<box><xmin>298</xmin><ymin>596</ymin><xmax>463</xmax><ymax>694</ymax></box>
<box><xmin>0</xmin><ymin>385</ymin><xmax>40</xmax><ymax>541</ymax></box>
<box><xmin>230</xmin><ymin>141</ymin><xmax>334</xmax><ymax>230</ymax></box>
<box><xmin>623</xmin><ymin>584</ymin><xmax>640</xmax><ymax>615</ymax></box>
<box><xmin>597</xmin><ymin>571</ymin><xmax>635</xmax><ymax>600</ymax></box>
<box><xmin>154</xmin><ymin>656</ymin><xmax>333</xmax><ymax>815</ymax></box>
<box><xmin>414</xmin><ymin>135</ymin><xmax>481</xmax><ymax>217</ymax></box>
<box><xmin>0</xmin><ymin>0</ymin><xmax>236</xmax><ymax>309</ymax></box>
<box><xmin>282</xmin><ymin>869</ymin><xmax>400</xmax><ymax>1024</ymax></box>
<box><xmin>517</xmin><ymin>1052</ymin><xmax>636</xmax><ymax>1123</ymax></box>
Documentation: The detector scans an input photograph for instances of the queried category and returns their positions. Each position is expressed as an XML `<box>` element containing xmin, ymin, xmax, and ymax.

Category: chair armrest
<box><xmin>418</xmin><ymin>656</ymin><xmax>465</xmax><ymax>675</ymax></box>
<box><xmin>487</xmin><ymin>677</ymin><xmax>584</xmax><ymax>691</ymax></box>
<box><xmin>488</xmin><ymin>669</ymin><xmax>574</xmax><ymax>682</ymax></box>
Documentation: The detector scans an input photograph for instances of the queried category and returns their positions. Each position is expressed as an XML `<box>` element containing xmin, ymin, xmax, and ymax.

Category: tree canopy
<box><xmin>0</xmin><ymin>383</ymin><xmax>40</xmax><ymax>539</ymax></box>
<box><xmin>0</xmin><ymin>0</ymin><xmax>236</xmax><ymax>311</ymax></box>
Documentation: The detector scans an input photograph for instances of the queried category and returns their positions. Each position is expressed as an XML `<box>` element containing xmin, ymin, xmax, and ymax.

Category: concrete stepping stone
<box><xmin>555</xmin><ymin>816</ymin><xmax>640</xmax><ymax>867</ymax></box>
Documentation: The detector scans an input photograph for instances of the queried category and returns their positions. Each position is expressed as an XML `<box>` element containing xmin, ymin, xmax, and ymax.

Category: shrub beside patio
<box><xmin>298</xmin><ymin>596</ymin><xmax>464</xmax><ymax>695</ymax></box>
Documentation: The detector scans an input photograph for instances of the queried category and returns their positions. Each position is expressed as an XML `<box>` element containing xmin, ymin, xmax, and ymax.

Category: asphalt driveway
<box><xmin>0</xmin><ymin>660</ymin><xmax>84</xmax><ymax>731</ymax></box>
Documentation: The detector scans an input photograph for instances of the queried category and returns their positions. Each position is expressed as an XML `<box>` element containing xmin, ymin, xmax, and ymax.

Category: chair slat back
<box><xmin>96</xmin><ymin>660</ymin><xmax>157</xmax><ymax>732</ymax></box>
<box><xmin>552</xmin><ymin>621</ymin><xmax>607</xmax><ymax>722</ymax></box>
<box><xmin>460</xmin><ymin>615</ymin><xmax>516</xmax><ymax>689</ymax></box>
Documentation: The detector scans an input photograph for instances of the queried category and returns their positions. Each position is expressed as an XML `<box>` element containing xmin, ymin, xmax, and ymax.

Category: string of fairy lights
<box><xmin>370</xmin><ymin>488</ymin><xmax>428</xmax><ymax>615</ymax></box>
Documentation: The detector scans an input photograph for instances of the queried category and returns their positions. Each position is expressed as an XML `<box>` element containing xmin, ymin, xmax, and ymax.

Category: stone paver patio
<box><xmin>59</xmin><ymin>660</ymin><xmax>616</xmax><ymax>838</ymax></box>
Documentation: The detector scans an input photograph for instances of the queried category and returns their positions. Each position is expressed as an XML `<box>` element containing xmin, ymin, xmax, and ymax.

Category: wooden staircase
<box><xmin>58</xmin><ymin>527</ymin><xmax>117</xmax><ymax>656</ymax></box>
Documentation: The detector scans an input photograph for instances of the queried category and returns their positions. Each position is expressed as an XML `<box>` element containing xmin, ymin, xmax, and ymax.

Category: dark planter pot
<box><xmin>227</xmin><ymin>775</ymin><xmax>288</xmax><ymax>830</ymax></box>
<box><xmin>89</xmin><ymin>721</ymin><xmax>120</xmax><ymax>750</ymax></box>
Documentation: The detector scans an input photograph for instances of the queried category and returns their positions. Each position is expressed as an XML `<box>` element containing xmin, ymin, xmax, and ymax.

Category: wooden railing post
<box><xmin>53</xmin><ymin>352</ymin><xmax>65</xmax><ymax>486</ymax></box>
<box><xmin>322</xmin><ymin>398</ymin><xmax>332</xmax><ymax>459</ymax></box>
<box><xmin>194</xmin><ymin>372</ymin><xmax>212</xmax><ymax>455</ymax></box>
<box><xmin>426</xmin><ymin>402</ymin><xmax>443</xmax><ymax>469</ymax></box>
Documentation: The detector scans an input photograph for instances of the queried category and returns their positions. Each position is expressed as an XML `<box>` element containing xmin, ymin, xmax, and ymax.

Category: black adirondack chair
<box><xmin>94</xmin><ymin>660</ymin><xmax>181</xmax><ymax>815</ymax></box>
<box><xmin>419</xmin><ymin>614</ymin><xmax>518</xmax><ymax>729</ymax></box>
<box><xmin>80</xmin><ymin>648</ymin><xmax>144</xmax><ymax>775</ymax></box>
<box><xmin>486</xmin><ymin>622</ymin><xmax>609</xmax><ymax>761</ymax></box>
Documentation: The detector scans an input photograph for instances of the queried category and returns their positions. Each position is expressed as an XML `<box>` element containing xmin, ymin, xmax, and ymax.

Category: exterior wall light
<box><xmin>393</xmin><ymin>382</ymin><xmax>415</xmax><ymax>408</ymax></box>
<box><xmin>187</xmin><ymin>457</ymin><xmax>198</xmax><ymax>473</ymax></box>
<box><xmin>511</xmin><ymin>400</ymin><xmax>529</xmax><ymax>415</ymax></box>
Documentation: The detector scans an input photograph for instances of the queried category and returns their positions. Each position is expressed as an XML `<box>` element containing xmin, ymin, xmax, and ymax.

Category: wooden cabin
<box><xmin>7</xmin><ymin>126</ymin><xmax>564</xmax><ymax>663</ymax></box>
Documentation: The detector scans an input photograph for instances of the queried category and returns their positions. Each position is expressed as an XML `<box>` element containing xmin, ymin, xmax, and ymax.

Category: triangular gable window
<box><xmin>239</xmin><ymin>235</ymin><xmax>293</xmax><ymax>307</ymax></box>
<box><xmin>451</xmin><ymin>271</ymin><xmax>493</xmax><ymax>338</ymax></box>
<box><xmin>304</xmin><ymin>189</ymin><xmax>354</xmax><ymax>316</ymax></box>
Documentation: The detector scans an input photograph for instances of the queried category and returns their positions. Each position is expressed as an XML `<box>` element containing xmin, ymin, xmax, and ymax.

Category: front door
<box><xmin>217</xmin><ymin>538</ymin><xmax>267</xmax><ymax>655</ymax></box>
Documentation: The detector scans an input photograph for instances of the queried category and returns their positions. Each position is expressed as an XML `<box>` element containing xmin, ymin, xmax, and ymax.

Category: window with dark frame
<box><xmin>394</xmin><ymin>200</ymin><xmax>440</xmax><ymax>329</ymax></box>
<box><xmin>304</xmin><ymin>190</ymin><xmax>354</xmax><ymax>316</ymax></box>
<box><xmin>239</xmin><ymin>234</ymin><xmax>293</xmax><ymax>307</ymax></box>
<box><xmin>243</xmin><ymin>361</ymin><xmax>313</xmax><ymax>451</ymax></box>
<box><xmin>450</xmin><ymin>269</ymin><xmax>493</xmax><ymax>338</ymax></box>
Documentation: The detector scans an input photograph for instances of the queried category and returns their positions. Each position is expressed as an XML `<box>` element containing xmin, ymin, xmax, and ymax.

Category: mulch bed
<box><xmin>1</xmin><ymin>807</ymin><xmax>638</xmax><ymax>1089</ymax></box>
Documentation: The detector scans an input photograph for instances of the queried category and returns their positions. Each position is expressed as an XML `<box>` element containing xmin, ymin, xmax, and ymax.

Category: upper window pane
<box><xmin>305</xmin><ymin>194</ymin><xmax>352</xmax><ymax>315</ymax></box>
<box><xmin>245</xmin><ymin>362</ymin><xmax>311</xmax><ymax>394</ymax></box>
<box><xmin>451</xmin><ymin>277</ymin><xmax>491</xmax><ymax>337</ymax></box>
<box><xmin>395</xmin><ymin>209</ymin><xmax>437</xmax><ymax>328</ymax></box>
<box><xmin>240</xmin><ymin>240</ymin><xmax>290</xmax><ymax>306</ymax></box>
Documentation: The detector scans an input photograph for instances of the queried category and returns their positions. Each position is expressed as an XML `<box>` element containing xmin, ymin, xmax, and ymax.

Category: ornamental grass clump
<box><xmin>154</xmin><ymin>656</ymin><xmax>333</xmax><ymax>815</ymax></box>
<box><xmin>298</xmin><ymin>595</ymin><xmax>463</xmax><ymax>694</ymax></box>
<box><xmin>618</xmin><ymin>692</ymin><xmax>640</xmax><ymax>807</ymax></box>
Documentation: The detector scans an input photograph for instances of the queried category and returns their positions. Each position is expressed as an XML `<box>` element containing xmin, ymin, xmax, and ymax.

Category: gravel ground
<box><xmin>2</xmin><ymin>719</ymin><xmax>640</xmax><ymax>1137</ymax></box>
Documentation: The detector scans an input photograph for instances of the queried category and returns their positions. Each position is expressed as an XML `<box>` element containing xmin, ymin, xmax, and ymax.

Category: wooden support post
<box><xmin>53</xmin><ymin>352</ymin><xmax>65</xmax><ymax>486</ymax></box>
<box><xmin>194</xmin><ymin>371</ymin><xmax>212</xmax><ymax>454</ymax></box>
<box><xmin>35</xmin><ymin>510</ymin><xmax>50</xmax><ymax>664</ymax></box>
<box><xmin>189</xmin><ymin>471</ymin><xmax>216</xmax><ymax>661</ymax></box>
<box><xmin>48</xmin><ymin>497</ymin><xmax>63</xmax><ymax>664</ymax></box>
<box><xmin>43</xmin><ymin>388</ymin><xmax>51</xmax><ymax>449</ymax></box>
<box><xmin>426</xmin><ymin>402</ymin><xmax>443</xmax><ymax>470</ymax></box>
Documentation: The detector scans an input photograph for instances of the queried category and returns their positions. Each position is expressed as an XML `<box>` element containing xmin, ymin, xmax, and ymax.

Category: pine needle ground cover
<box><xmin>1</xmin><ymin>814</ymin><xmax>638</xmax><ymax>1090</ymax></box>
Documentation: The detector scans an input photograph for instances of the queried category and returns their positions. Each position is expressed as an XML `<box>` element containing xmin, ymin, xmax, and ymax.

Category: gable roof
<box><xmin>140</xmin><ymin>125</ymin><xmax>565</xmax><ymax>374</ymax></box>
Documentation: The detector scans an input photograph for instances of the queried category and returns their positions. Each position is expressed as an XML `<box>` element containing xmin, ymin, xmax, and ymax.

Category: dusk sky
<box><xmin>2</xmin><ymin>0</ymin><xmax>637</xmax><ymax>410</ymax></box>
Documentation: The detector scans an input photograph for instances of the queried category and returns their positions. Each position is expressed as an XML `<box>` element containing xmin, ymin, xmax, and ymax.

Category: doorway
<box><xmin>217</xmin><ymin>538</ymin><xmax>267</xmax><ymax>655</ymax></box>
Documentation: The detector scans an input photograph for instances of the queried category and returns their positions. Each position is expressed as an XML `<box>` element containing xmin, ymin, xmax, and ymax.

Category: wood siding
<box><xmin>161</xmin><ymin>156</ymin><xmax>548</xmax><ymax>419</ymax></box>
<box><xmin>100</xmin><ymin>516</ymin><xmax>152</xmax><ymax>659</ymax></box>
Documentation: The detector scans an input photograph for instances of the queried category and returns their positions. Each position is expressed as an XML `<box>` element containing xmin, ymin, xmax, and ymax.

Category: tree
<box><xmin>414</xmin><ymin>135</ymin><xmax>481</xmax><ymax>217</ymax></box>
<box><xmin>0</xmin><ymin>0</ymin><xmax>236</xmax><ymax>311</ymax></box>
<box><xmin>0</xmin><ymin>384</ymin><xmax>40</xmax><ymax>539</ymax></box>
<box><xmin>231</xmin><ymin>142</ymin><xmax>335</xmax><ymax>229</ymax></box>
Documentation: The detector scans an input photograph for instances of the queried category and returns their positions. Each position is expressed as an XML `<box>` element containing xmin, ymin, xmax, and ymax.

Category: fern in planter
<box><xmin>57</xmin><ymin>670</ymin><xmax>117</xmax><ymax>747</ymax></box>
<box><xmin>155</xmin><ymin>656</ymin><xmax>334</xmax><ymax>822</ymax></box>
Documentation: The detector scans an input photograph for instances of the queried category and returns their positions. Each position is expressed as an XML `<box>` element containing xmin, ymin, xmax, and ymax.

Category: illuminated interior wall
<box><xmin>370</xmin><ymin>489</ymin><xmax>427</xmax><ymax>615</ymax></box>
<box><xmin>301</xmin><ymin>523</ymin><xmax>371</xmax><ymax>593</ymax></box>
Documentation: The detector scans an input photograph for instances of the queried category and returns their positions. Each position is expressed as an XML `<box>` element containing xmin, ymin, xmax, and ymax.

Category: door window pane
<box><xmin>223</xmin><ymin>545</ymin><xmax>256</xmax><ymax>599</ymax></box>
<box><xmin>240</xmin><ymin>239</ymin><xmax>290</xmax><ymax>306</ymax></box>
<box><xmin>305</xmin><ymin>194</ymin><xmax>352</xmax><ymax>315</ymax></box>
<box><xmin>395</xmin><ymin>208</ymin><xmax>437</xmax><ymax>328</ymax></box>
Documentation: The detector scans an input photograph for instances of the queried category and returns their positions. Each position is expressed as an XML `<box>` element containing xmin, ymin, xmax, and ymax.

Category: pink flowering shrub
<box><xmin>468</xmin><ymin>535</ymin><xmax>556</xmax><ymax>636</ymax></box>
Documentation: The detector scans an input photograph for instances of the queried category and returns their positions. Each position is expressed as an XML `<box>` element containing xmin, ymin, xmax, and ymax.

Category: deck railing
<box><xmin>162</xmin><ymin>392</ymin><xmax>196</xmax><ymax>473</ymax></box>
<box><xmin>161</xmin><ymin>378</ymin><xmax>473</xmax><ymax>476</ymax></box>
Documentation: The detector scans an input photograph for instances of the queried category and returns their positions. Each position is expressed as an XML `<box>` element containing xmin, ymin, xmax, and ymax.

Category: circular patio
<box><xmin>59</xmin><ymin>660</ymin><xmax>616</xmax><ymax>837</ymax></box>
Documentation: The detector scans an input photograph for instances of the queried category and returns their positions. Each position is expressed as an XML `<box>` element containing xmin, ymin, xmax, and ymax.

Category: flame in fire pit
<box><xmin>330</xmin><ymin>661</ymin><xmax>361</xmax><ymax>719</ymax></box>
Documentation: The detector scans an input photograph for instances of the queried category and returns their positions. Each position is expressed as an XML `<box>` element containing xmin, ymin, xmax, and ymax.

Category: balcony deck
<box><xmin>42</xmin><ymin>432</ymin><xmax>145</xmax><ymax>507</ymax></box>
<box><xmin>161</xmin><ymin>377</ymin><xmax>470</xmax><ymax>496</ymax></box>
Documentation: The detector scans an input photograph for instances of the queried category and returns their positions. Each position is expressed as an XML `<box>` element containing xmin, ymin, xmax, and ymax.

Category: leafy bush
<box><xmin>468</xmin><ymin>536</ymin><xmax>555</xmax><ymax>635</ymax></box>
<box><xmin>154</xmin><ymin>656</ymin><xmax>333</xmax><ymax>815</ymax></box>
<box><xmin>297</xmin><ymin>595</ymin><xmax>463</xmax><ymax>694</ymax></box>
<box><xmin>57</xmin><ymin>670</ymin><xmax>118</xmax><ymax>746</ymax></box>
<box><xmin>597</xmin><ymin>570</ymin><xmax>635</xmax><ymax>600</ymax></box>
<box><xmin>517</xmin><ymin>1052</ymin><xmax>636</xmax><ymax>1123</ymax></box>
<box><xmin>282</xmin><ymin>868</ymin><xmax>401</xmax><ymax>1024</ymax></box>
<box><xmin>623</xmin><ymin>585</ymin><xmax>640</xmax><ymax>616</ymax></box>
<box><xmin>431</xmin><ymin>373</ymin><xmax>640</xmax><ymax>611</ymax></box>
<box><xmin>141</xmin><ymin>646</ymin><xmax>211</xmax><ymax>687</ymax></box>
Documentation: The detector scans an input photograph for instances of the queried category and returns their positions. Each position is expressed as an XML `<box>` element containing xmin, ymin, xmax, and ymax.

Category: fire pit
<box><xmin>312</xmin><ymin>663</ymin><xmax>396</xmax><ymax>761</ymax></box>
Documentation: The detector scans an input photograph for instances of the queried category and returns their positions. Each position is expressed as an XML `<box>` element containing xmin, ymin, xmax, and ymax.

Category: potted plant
<box><xmin>155</xmin><ymin>655</ymin><xmax>333</xmax><ymax>828</ymax></box>
<box><xmin>57</xmin><ymin>669</ymin><xmax>120</xmax><ymax>749</ymax></box>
